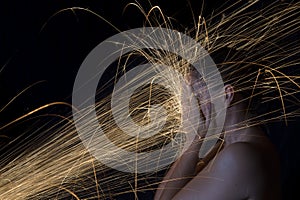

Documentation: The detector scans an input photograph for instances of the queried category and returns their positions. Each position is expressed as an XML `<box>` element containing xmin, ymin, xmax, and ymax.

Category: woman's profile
<box><xmin>154</xmin><ymin>59</ymin><xmax>282</xmax><ymax>199</ymax></box>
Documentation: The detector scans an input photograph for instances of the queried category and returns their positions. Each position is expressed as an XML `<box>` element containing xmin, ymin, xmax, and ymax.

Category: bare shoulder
<box><xmin>173</xmin><ymin>141</ymin><xmax>281</xmax><ymax>200</ymax></box>
<box><xmin>209</xmin><ymin>142</ymin><xmax>267</xmax><ymax>180</ymax></box>
<box><xmin>216</xmin><ymin>140</ymin><xmax>279</xmax><ymax>168</ymax></box>
<box><xmin>211</xmin><ymin>141</ymin><xmax>280</xmax><ymax>179</ymax></box>
<box><xmin>172</xmin><ymin>141</ymin><xmax>281</xmax><ymax>200</ymax></box>
<box><xmin>207</xmin><ymin>141</ymin><xmax>281</xmax><ymax>199</ymax></box>
<box><xmin>216</xmin><ymin>142</ymin><xmax>266</xmax><ymax>167</ymax></box>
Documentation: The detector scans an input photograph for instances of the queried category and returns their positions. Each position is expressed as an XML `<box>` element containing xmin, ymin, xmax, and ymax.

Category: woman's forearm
<box><xmin>154</xmin><ymin>140</ymin><xmax>202</xmax><ymax>200</ymax></box>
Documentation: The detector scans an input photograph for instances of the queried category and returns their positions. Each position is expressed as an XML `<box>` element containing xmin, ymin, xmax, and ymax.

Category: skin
<box><xmin>154</xmin><ymin>72</ymin><xmax>281</xmax><ymax>200</ymax></box>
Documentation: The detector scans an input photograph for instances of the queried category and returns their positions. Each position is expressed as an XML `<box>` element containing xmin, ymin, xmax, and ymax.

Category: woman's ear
<box><xmin>224</xmin><ymin>84</ymin><xmax>234</xmax><ymax>108</ymax></box>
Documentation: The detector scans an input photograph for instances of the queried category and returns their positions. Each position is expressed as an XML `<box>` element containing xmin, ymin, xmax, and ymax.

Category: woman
<box><xmin>154</xmin><ymin>63</ymin><xmax>282</xmax><ymax>199</ymax></box>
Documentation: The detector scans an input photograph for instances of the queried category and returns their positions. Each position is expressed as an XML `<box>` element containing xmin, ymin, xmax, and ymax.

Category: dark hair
<box><xmin>210</xmin><ymin>47</ymin><xmax>268</xmax><ymax>115</ymax></box>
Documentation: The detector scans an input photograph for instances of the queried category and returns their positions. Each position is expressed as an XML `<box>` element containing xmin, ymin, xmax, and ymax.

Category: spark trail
<box><xmin>0</xmin><ymin>1</ymin><xmax>299</xmax><ymax>199</ymax></box>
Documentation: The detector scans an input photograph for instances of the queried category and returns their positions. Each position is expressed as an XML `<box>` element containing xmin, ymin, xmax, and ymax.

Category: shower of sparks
<box><xmin>1</xmin><ymin>0</ymin><xmax>300</xmax><ymax>199</ymax></box>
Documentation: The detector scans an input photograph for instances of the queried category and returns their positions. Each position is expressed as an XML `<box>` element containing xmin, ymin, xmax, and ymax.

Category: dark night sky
<box><xmin>0</xmin><ymin>0</ymin><xmax>299</xmax><ymax>199</ymax></box>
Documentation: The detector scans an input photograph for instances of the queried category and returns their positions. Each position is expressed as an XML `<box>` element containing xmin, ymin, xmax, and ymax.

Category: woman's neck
<box><xmin>222</xmin><ymin>103</ymin><xmax>265</xmax><ymax>146</ymax></box>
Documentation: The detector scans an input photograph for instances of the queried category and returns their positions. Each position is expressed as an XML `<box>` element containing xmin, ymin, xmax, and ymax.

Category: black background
<box><xmin>0</xmin><ymin>0</ymin><xmax>299</xmax><ymax>199</ymax></box>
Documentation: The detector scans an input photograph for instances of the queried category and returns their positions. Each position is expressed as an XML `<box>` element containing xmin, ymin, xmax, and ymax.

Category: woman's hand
<box><xmin>154</xmin><ymin>71</ymin><xmax>212</xmax><ymax>200</ymax></box>
<box><xmin>186</xmin><ymin>70</ymin><xmax>212</xmax><ymax>140</ymax></box>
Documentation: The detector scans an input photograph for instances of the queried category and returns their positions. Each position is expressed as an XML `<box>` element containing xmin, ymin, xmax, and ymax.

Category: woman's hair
<box><xmin>210</xmin><ymin>47</ymin><xmax>268</xmax><ymax>115</ymax></box>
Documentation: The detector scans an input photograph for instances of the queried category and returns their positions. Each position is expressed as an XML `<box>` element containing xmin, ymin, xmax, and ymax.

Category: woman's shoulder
<box><xmin>215</xmin><ymin>140</ymin><xmax>279</xmax><ymax>173</ymax></box>
<box><xmin>221</xmin><ymin>141</ymin><xmax>268</xmax><ymax>159</ymax></box>
<box><xmin>218</xmin><ymin>128</ymin><xmax>280</xmax><ymax>166</ymax></box>
<box><xmin>207</xmin><ymin>141</ymin><xmax>281</xmax><ymax>199</ymax></box>
<box><xmin>213</xmin><ymin>142</ymin><xmax>267</xmax><ymax>172</ymax></box>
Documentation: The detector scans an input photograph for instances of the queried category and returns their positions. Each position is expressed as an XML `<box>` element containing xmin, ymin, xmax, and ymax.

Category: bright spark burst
<box><xmin>0</xmin><ymin>1</ymin><xmax>299</xmax><ymax>199</ymax></box>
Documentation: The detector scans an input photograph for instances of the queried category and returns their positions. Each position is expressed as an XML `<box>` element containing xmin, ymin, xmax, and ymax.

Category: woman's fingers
<box><xmin>185</xmin><ymin>70</ymin><xmax>212</xmax><ymax>138</ymax></box>
<box><xmin>202</xmin><ymin>102</ymin><xmax>211</xmax><ymax>129</ymax></box>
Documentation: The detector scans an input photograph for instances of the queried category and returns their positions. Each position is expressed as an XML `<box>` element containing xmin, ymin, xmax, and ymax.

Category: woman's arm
<box><xmin>155</xmin><ymin>99</ymin><xmax>210</xmax><ymax>199</ymax></box>
<box><xmin>154</xmin><ymin>73</ymin><xmax>211</xmax><ymax>199</ymax></box>
<box><xmin>154</xmin><ymin>136</ymin><xmax>202</xmax><ymax>200</ymax></box>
